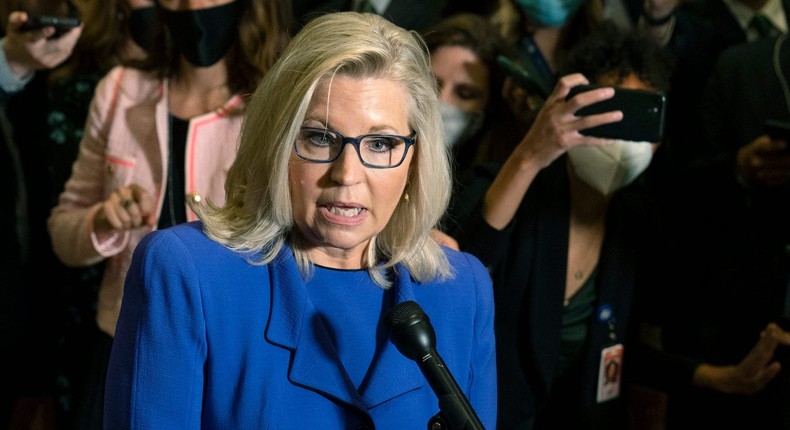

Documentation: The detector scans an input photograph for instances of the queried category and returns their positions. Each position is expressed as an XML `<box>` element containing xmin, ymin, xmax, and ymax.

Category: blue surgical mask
<box><xmin>161</xmin><ymin>1</ymin><xmax>242</xmax><ymax>67</ymax></box>
<box><xmin>515</xmin><ymin>0</ymin><xmax>585</xmax><ymax>27</ymax></box>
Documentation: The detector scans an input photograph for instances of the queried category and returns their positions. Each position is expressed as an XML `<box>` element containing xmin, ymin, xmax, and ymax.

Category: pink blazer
<box><xmin>48</xmin><ymin>66</ymin><xmax>245</xmax><ymax>336</ymax></box>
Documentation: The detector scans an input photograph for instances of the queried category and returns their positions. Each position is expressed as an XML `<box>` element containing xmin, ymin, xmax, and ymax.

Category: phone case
<box><xmin>566</xmin><ymin>85</ymin><xmax>667</xmax><ymax>142</ymax></box>
<box><xmin>496</xmin><ymin>55</ymin><xmax>552</xmax><ymax>99</ymax></box>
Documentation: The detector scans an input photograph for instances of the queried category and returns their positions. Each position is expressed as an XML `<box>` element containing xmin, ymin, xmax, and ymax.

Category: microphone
<box><xmin>385</xmin><ymin>300</ymin><xmax>485</xmax><ymax>430</ymax></box>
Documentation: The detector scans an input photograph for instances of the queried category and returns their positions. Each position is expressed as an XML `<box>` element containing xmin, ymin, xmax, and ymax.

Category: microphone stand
<box><xmin>384</xmin><ymin>300</ymin><xmax>486</xmax><ymax>430</ymax></box>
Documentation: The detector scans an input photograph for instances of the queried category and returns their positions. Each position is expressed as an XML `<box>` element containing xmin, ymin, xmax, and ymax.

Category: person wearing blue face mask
<box><xmin>516</xmin><ymin>0</ymin><xmax>586</xmax><ymax>27</ymax></box>
<box><xmin>489</xmin><ymin>0</ymin><xmax>605</xmax><ymax>136</ymax></box>
<box><xmin>47</xmin><ymin>0</ymin><xmax>294</xmax><ymax>428</ymax></box>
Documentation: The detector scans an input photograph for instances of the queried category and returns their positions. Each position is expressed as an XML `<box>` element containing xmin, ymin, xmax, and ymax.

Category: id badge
<box><xmin>596</xmin><ymin>343</ymin><xmax>623</xmax><ymax>403</ymax></box>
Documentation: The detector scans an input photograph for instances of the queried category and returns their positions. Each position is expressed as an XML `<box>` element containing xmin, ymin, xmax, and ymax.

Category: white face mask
<box><xmin>567</xmin><ymin>140</ymin><xmax>654</xmax><ymax>195</ymax></box>
<box><xmin>440</xmin><ymin>101</ymin><xmax>485</xmax><ymax>149</ymax></box>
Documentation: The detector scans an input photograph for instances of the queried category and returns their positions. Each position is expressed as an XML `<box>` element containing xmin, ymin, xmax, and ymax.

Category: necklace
<box><xmin>566</xmin><ymin>218</ymin><xmax>604</xmax><ymax>301</ymax></box>
<box><xmin>569</xmin><ymin>235</ymin><xmax>599</xmax><ymax>282</ymax></box>
<box><xmin>566</xmin><ymin>178</ymin><xmax>607</xmax><ymax>299</ymax></box>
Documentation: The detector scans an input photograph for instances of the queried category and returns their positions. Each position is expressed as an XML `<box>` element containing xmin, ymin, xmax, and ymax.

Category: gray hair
<box><xmin>197</xmin><ymin>12</ymin><xmax>452</xmax><ymax>287</ymax></box>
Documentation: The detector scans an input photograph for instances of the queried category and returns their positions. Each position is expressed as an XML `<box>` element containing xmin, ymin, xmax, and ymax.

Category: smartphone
<box><xmin>764</xmin><ymin>118</ymin><xmax>790</xmax><ymax>142</ymax></box>
<box><xmin>566</xmin><ymin>84</ymin><xmax>667</xmax><ymax>142</ymax></box>
<box><xmin>20</xmin><ymin>15</ymin><xmax>81</xmax><ymax>38</ymax></box>
<box><xmin>496</xmin><ymin>55</ymin><xmax>551</xmax><ymax>100</ymax></box>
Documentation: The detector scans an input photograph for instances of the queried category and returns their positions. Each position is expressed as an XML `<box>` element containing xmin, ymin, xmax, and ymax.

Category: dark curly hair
<box><xmin>557</xmin><ymin>21</ymin><xmax>676</xmax><ymax>92</ymax></box>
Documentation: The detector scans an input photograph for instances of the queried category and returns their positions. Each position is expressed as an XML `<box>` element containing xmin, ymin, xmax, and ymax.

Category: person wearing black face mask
<box><xmin>46</xmin><ymin>0</ymin><xmax>294</xmax><ymax>428</ymax></box>
<box><xmin>160</xmin><ymin>1</ymin><xmax>242</xmax><ymax>67</ymax></box>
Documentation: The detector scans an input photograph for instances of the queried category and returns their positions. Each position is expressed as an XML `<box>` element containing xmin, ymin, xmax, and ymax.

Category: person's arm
<box><xmin>0</xmin><ymin>38</ymin><xmax>26</xmax><ymax>102</ymax></box>
<box><xmin>483</xmin><ymin>73</ymin><xmax>620</xmax><ymax>229</ymax></box>
<box><xmin>692</xmin><ymin>323</ymin><xmax>790</xmax><ymax>394</ymax></box>
<box><xmin>628</xmin><ymin>321</ymin><xmax>790</xmax><ymax>394</ymax></box>
<box><xmin>47</xmin><ymin>67</ymin><xmax>136</xmax><ymax>267</ymax></box>
<box><xmin>105</xmin><ymin>230</ymin><xmax>206</xmax><ymax>428</ymax></box>
<box><xmin>0</xmin><ymin>10</ymin><xmax>81</xmax><ymax>93</ymax></box>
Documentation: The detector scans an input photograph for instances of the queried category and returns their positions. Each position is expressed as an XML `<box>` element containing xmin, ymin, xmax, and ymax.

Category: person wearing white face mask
<box><xmin>422</xmin><ymin>13</ymin><xmax>519</xmax><ymax>241</ymax></box>
<box><xmin>566</xmin><ymin>138</ymin><xmax>655</xmax><ymax>195</ymax></box>
<box><xmin>439</xmin><ymin>101</ymin><xmax>485</xmax><ymax>150</ymax></box>
<box><xmin>422</xmin><ymin>13</ymin><xmax>513</xmax><ymax>167</ymax></box>
<box><xmin>449</xmin><ymin>22</ymin><xmax>790</xmax><ymax>430</ymax></box>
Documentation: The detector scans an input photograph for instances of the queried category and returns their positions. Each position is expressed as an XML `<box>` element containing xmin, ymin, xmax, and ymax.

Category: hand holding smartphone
<box><xmin>566</xmin><ymin>84</ymin><xmax>667</xmax><ymax>142</ymax></box>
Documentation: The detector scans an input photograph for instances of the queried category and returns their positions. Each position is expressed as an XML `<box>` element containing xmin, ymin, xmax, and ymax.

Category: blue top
<box><xmin>306</xmin><ymin>265</ymin><xmax>388</xmax><ymax>390</ymax></box>
<box><xmin>0</xmin><ymin>38</ymin><xmax>33</xmax><ymax>95</ymax></box>
<box><xmin>105</xmin><ymin>221</ymin><xmax>497</xmax><ymax>429</ymax></box>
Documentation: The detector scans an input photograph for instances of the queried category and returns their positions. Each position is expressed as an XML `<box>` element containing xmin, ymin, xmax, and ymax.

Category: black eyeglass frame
<box><xmin>294</xmin><ymin>127</ymin><xmax>417</xmax><ymax>169</ymax></box>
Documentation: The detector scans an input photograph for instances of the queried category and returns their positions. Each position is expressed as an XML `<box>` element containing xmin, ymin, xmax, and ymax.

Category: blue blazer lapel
<box><xmin>264</xmin><ymin>248</ymin><xmax>363</xmax><ymax>408</ymax></box>
<box><xmin>358</xmin><ymin>268</ymin><xmax>423</xmax><ymax>407</ymax></box>
<box><xmin>264</xmin><ymin>251</ymin><xmax>423</xmax><ymax>410</ymax></box>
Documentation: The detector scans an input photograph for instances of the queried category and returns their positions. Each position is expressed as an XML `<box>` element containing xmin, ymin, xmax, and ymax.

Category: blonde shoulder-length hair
<box><xmin>197</xmin><ymin>11</ymin><xmax>453</xmax><ymax>288</ymax></box>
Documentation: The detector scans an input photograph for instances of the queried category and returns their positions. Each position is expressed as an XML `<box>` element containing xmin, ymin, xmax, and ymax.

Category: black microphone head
<box><xmin>385</xmin><ymin>300</ymin><xmax>437</xmax><ymax>361</ymax></box>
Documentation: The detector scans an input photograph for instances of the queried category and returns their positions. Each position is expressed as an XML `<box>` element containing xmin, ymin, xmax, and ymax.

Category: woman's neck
<box><xmin>568</xmin><ymin>168</ymin><xmax>609</xmax><ymax>225</ymax></box>
<box><xmin>565</xmin><ymin>168</ymin><xmax>608</xmax><ymax>300</ymax></box>
<box><xmin>531</xmin><ymin>26</ymin><xmax>562</xmax><ymax>72</ymax></box>
<box><xmin>168</xmin><ymin>58</ymin><xmax>231</xmax><ymax>119</ymax></box>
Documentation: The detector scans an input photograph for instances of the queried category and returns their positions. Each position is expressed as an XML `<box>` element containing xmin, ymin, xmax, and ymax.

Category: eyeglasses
<box><xmin>294</xmin><ymin>127</ymin><xmax>416</xmax><ymax>169</ymax></box>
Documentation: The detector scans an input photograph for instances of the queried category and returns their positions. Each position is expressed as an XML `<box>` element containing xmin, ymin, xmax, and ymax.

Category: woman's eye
<box><xmin>308</xmin><ymin>131</ymin><xmax>335</xmax><ymax>146</ymax></box>
<box><xmin>367</xmin><ymin>137</ymin><xmax>395</xmax><ymax>152</ymax></box>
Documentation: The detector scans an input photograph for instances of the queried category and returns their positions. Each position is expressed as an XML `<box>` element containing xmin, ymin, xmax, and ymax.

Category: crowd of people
<box><xmin>2</xmin><ymin>0</ymin><xmax>790</xmax><ymax>429</ymax></box>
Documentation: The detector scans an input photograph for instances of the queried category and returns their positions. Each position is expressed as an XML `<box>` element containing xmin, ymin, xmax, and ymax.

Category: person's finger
<box><xmin>129</xmin><ymin>184</ymin><xmax>158</xmax><ymax>226</ymax></box>
<box><xmin>108</xmin><ymin>189</ymin><xmax>137</xmax><ymax>228</ymax></box>
<box><xmin>746</xmin><ymin>361</ymin><xmax>782</xmax><ymax>394</ymax></box>
<box><xmin>552</xmin><ymin>72</ymin><xmax>590</xmax><ymax>100</ymax></box>
<box><xmin>6</xmin><ymin>11</ymin><xmax>29</xmax><ymax>31</ymax></box>
<box><xmin>39</xmin><ymin>26</ymin><xmax>57</xmax><ymax>39</ymax></box>
<box><xmin>101</xmin><ymin>199</ymin><xmax>126</xmax><ymax>230</ymax></box>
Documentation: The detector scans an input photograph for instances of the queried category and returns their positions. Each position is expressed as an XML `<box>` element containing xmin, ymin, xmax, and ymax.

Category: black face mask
<box><xmin>128</xmin><ymin>6</ymin><xmax>159</xmax><ymax>53</ymax></box>
<box><xmin>161</xmin><ymin>1</ymin><xmax>242</xmax><ymax>67</ymax></box>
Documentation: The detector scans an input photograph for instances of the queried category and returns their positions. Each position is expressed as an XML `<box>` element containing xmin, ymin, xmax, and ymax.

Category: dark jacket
<box><xmin>453</xmin><ymin>158</ymin><xmax>694</xmax><ymax>430</ymax></box>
